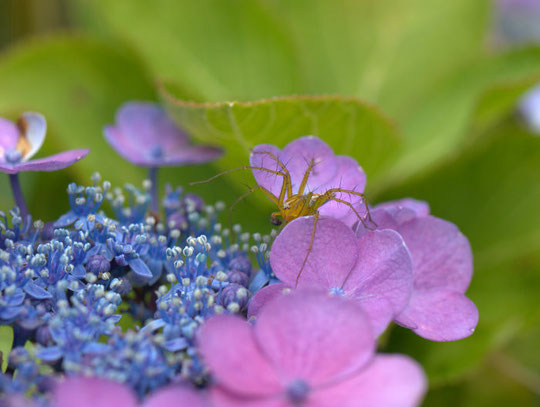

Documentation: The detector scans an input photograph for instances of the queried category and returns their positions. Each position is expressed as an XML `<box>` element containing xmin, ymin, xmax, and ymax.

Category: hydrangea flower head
<box><xmin>248</xmin><ymin>216</ymin><xmax>413</xmax><ymax>335</ymax></box>
<box><xmin>104</xmin><ymin>102</ymin><xmax>223</xmax><ymax>167</ymax></box>
<box><xmin>359</xmin><ymin>199</ymin><xmax>478</xmax><ymax>341</ymax></box>
<box><xmin>0</xmin><ymin>113</ymin><xmax>89</xmax><ymax>174</ymax></box>
<box><xmin>250</xmin><ymin>136</ymin><xmax>367</xmax><ymax>225</ymax></box>
<box><xmin>199</xmin><ymin>291</ymin><xmax>426</xmax><ymax>406</ymax></box>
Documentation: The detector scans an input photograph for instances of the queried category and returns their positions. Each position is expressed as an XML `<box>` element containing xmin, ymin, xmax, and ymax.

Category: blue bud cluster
<box><xmin>0</xmin><ymin>176</ymin><xmax>275</xmax><ymax>403</ymax></box>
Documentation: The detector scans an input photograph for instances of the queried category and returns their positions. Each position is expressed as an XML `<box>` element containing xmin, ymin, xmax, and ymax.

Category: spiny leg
<box><xmin>295</xmin><ymin>211</ymin><xmax>319</xmax><ymax>288</ymax></box>
<box><xmin>297</xmin><ymin>158</ymin><xmax>315</xmax><ymax>196</ymax></box>
<box><xmin>326</xmin><ymin>197</ymin><xmax>371</xmax><ymax>229</ymax></box>
<box><xmin>190</xmin><ymin>165</ymin><xmax>288</xmax><ymax>187</ymax></box>
<box><xmin>228</xmin><ymin>184</ymin><xmax>281</xmax><ymax>227</ymax></box>
<box><xmin>251</xmin><ymin>151</ymin><xmax>293</xmax><ymax>201</ymax></box>
<box><xmin>325</xmin><ymin>187</ymin><xmax>375</xmax><ymax>225</ymax></box>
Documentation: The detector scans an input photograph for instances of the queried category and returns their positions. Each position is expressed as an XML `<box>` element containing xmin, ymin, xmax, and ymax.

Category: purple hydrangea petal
<box><xmin>254</xmin><ymin>291</ymin><xmax>375</xmax><ymax>387</ymax></box>
<box><xmin>310</xmin><ymin>354</ymin><xmax>426</xmax><ymax>407</ymax></box>
<box><xmin>269</xmin><ymin>216</ymin><xmax>359</xmax><ymax>289</ymax></box>
<box><xmin>127</xmin><ymin>257</ymin><xmax>153</xmax><ymax>280</ymax></box>
<box><xmin>23</xmin><ymin>281</ymin><xmax>52</xmax><ymax>300</ymax></box>
<box><xmin>0</xmin><ymin>118</ymin><xmax>19</xmax><ymax>160</ymax></box>
<box><xmin>105</xmin><ymin>102</ymin><xmax>223</xmax><ymax>167</ymax></box>
<box><xmin>396</xmin><ymin>289</ymin><xmax>479</xmax><ymax>341</ymax></box>
<box><xmin>0</xmin><ymin>149</ymin><xmax>89</xmax><ymax>174</ymax></box>
<box><xmin>343</xmin><ymin>230</ymin><xmax>413</xmax><ymax>336</ymax></box>
<box><xmin>36</xmin><ymin>346</ymin><xmax>63</xmax><ymax>362</ymax></box>
<box><xmin>115</xmin><ymin>102</ymin><xmax>189</xmax><ymax>149</ymax></box>
<box><xmin>198</xmin><ymin>315</ymin><xmax>282</xmax><ymax>397</ymax></box>
<box><xmin>54</xmin><ymin>211</ymin><xmax>78</xmax><ymax>228</ymax></box>
<box><xmin>144</xmin><ymin>386</ymin><xmax>209</xmax><ymax>407</ymax></box>
<box><xmin>2</xmin><ymin>395</ymin><xmax>39</xmax><ymax>407</ymax></box>
<box><xmin>279</xmin><ymin>136</ymin><xmax>336</xmax><ymax>191</ymax></box>
<box><xmin>209</xmin><ymin>388</ymin><xmax>282</xmax><ymax>407</ymax></box>
<box><xmin>519</xmin><ymin>84</ymin><xmax>540</xmax><ymax>134</ymax></box>
<box><xmin>54</xmin><ymin>377</ymin><xmax>137</xmax><ymax>407</ymax></box>
<box><xmin>160</xmin><ymin>145</ymin><xmax>223</xmax><ymax>167</ymax></box>
<box><xmin>104</xmin><ymin>124</ymin><xmax>148</xmax><ymax>165</ymax></box>
<box><xmin>317</xmin><ymin>155</ymin><xmax>367</xmax><ymax>221</ymax></box>
<box><xmin>375</xmin><ymin>198</ymin><xmax>430</xmax><ymax>218</ymax></box>
<box><xmin>397</xmin><ymin>216</ymin><xmax>473</xmax><ymax>293</ymax></box>
<box><xmin>162</xmin><ymin>337</ymin><xmax>189</xmax><ymax>352</ymax></box>
<box><xmin>20</xmin><ymin>112</ymin><xmax>46</xmax><ymax>161</ymax></box>
<box><xmin>250</xmin><ymin>143</ymin><xmax>288</xmax><ymax>199</ymax></box>
<box><xmin>247</xmin><ymin>282</ymin><xmax>289</xmax><ymax>318</ymax></box>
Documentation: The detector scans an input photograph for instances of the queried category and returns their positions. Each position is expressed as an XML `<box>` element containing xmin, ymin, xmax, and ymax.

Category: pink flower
<box><xmin>199</xmin><ymin>291</ymin><xmax>426</xmax><ymax>407</ymax></box>
<box><xmin>104</xmin><ymin>102</ymin><xmax>222</xmax><ymax>168</ymax></box>
<box><xmin>250</xmin><ymin>136</ymin><xmax>367</xmax><ymax>225</ymax></box>
<box><xmin>0</xmin><ymin>113</ymin><xmax>88</xmax><ymax>174</ymax></box>
<box><xmin>248</xmin><ymin>216</ymin><xmax>413</xmax><ymax>336</ymax></box>
<box><xmin>52</xmin><ymin>376</ymin><xmax>209</xmax><ymax>407</ymax></box>
<box><xmin>359</xmin><ymin>199</ymin><xmax>478</xmax><ymax>341</ymax></box>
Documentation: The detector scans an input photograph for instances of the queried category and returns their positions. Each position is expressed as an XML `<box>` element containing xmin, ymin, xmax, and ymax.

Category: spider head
<box><xmin>270</xmin><ymin>213</ymin><xmax>283</xmax><ymax>226</ymax></box>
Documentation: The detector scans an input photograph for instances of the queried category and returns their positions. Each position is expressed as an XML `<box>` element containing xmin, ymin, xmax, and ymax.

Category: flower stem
<box><xmin>8</xmin><ymin>173</ymin><xmax>29</xmax><ymax>219</ymax></box>
<box><xmin>149</xmin><ymin>167</ymin><xmax>159</xmax><ymax>212</ymax></box>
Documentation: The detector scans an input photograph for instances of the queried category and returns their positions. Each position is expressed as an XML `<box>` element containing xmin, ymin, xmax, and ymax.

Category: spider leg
<box><xmin>228</xmin><ymin>184</ymin><xmax>281</xmax><ymax>227</ymax></box>
<box><xmin>295</xmin><ymin>211</ymin><xmax>319</xmax><ymax>288</ymax></box>
<box><xmin>326</xmin><ymin>196</ymin><xmax>373</xmax><ymax>230</ymax></box>
<box><xmin>190</xmin><ymin>165</ymin><xmax>287</xmax><ymax>186</ymax></box>
<box><xmin>324</xmin><ymin>187</ymin><xmax>375</xmax><ymax>225</ymax></box>
<box><xmin>297</xmin><ymin>158</ymin><xmax>315</xmax><ymax>196</ymax></box>
<box><xmin>251</xmin><ymin>151</ymin><xmax>293</xmax><ymax>200</ymax></box>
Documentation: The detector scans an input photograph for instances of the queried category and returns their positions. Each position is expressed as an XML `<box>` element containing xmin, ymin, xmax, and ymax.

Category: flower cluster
<box><xmin>0</xmin><ymin>104</ymin><xmax>478</xmax><ymax>407</ymax></box>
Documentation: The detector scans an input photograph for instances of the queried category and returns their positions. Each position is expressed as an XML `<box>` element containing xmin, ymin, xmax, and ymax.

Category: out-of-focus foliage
<box><xmin>0</xmin><ymin>0</ymin><xmax>539</xmax><ymax>404</ymax></box>
<box><xmin>0</xmin><ymin>326</ymin><xmax>13</xmax><ymax>372</ymax></box>
<box><xmin>160</xmin><ymin>87</ymin><xmax>399</xmax><ymax>185</ymax></box>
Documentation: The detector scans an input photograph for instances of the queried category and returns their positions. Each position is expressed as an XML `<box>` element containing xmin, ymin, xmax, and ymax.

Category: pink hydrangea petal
<box><xmin>396</xmin><ymin>289</ymin><xmax>479</xmax><ymax>341</ymax></box>
<box><xmin>3</xmin><ymin>395</ymin><xmax>38</xmax><ymax>407</ymax></box>
<box><xmin>0</xmin><ymin>118</ymin><xmax>20</xmax><ymax>160</ymax></box>
<box><xmin>318</xmin><ymin>155</ymin><xmax>367</xmax><ymax>220</ymax></box>
<box><xmin>250</xmin><ymin>143</ymin><xmax>285</xmax><ymax>199</ymax></box>
<box><xmin>254</xmin><ymin>291</ymin><xmax>374</xmax><ymax>387</ymax></box>
<box><xmin>161</xmin><ymin>145</ymin><xmax>223</xmax><ymax>166</ymax></box>
<box><xmin>309</xmin><ymin>355</ymin><xmax>426</xmax><ymax>407</ymax></box>
<box><xmin>54</xmin><ymin>377</ymin><xmax>137</xmax><ymax>407</ymax></box>
<box><xmin>115</xmin><ymin>102</ymin><xmax>189</xmax><ymax>149</ymax></box>
<box><xmin>279</xmin><ymin>136</ymin><xmax>336</xmax><ymax>191</ymax></box>
<box><xmin>20</xmin><ymin>112</ymin><xmax>46</xmax><ymax>161</ymax></box>
<box><xmin>198</xmin><ymin>315</ymin><xmax>282</xmax><ymax>396</ymax></box>
<box><xmin>104</xmin><ymin>125</ymin><xmax>152</xmax><ymax>165</ymax></box>
<box><xmin>106</xmin><ymin>102</ymin><xmax>223</xmax><ymax>167</ymax></box>
<box><xmin>343</xmin><ymin>230</ymin><xmax>413</xmax><ymax>336</ymax></box>
<box><xmin>269</xmin><ymin>216</ymin><xmax>359</xmax><ymax>288</ymax></box>
<box><xmin>247</xmin><ymin>283</ymin><xmax>290</xmax><ymax>319</ymax></box>
<box><xmin>144</xmin><ymin>386</ymin><xmax>209</xmax><ymax>407</ymax></box>
<box><xmin>0</xmin><ymin>149</ymin><xmax>89</xmax><ymax>174</ymax></box>
<box><xmin>375</xmin><ymin>199</ymin><xmax>430</xmax><ymax>218</ymax></box>
<box><xmin>211</xmin><ymin>387</ymin><xmax>287</xmax><ymax>407</ymax></box>
<box><xmin>397</xmin><ymin>216</ymin><xmax>473</xmax><ymax>292</ymax></box>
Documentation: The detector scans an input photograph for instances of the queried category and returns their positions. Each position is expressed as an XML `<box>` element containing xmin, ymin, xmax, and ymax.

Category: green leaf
<box><xmin>0</xmin><ymin>35</ymin><xmax>250</xmax><ymax>222</ymax></box>
<box><xmin>386</xmin><ymin>47</ymin><xmax>540</xmax><ymax>186</ymax></box>
<box><xmin>71</xmin><ymin>0</ymin><xmax>488</xmax><ymax>108</ymax></box>
<box><xmin>0</xmin><ymin>325</ymin><xmax>13</xmax><ymax>372</ymax></box>
<box><xmin>160</xmin><ymin>84</ymin><xmax>401</xmax><ymax>186</ymax></box>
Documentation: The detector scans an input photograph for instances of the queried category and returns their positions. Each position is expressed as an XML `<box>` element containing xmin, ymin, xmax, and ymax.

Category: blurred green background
<box><xmin>2</xmin><ymin>0</ymin><xmax>540</xmax><ymax>405</ymax></box>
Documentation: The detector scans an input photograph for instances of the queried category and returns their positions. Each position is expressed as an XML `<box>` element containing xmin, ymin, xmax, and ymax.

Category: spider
<box><xmin>191</xmin><ymin>151</ymin><xmax>372</xmax><ymax>286</ymax></box>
